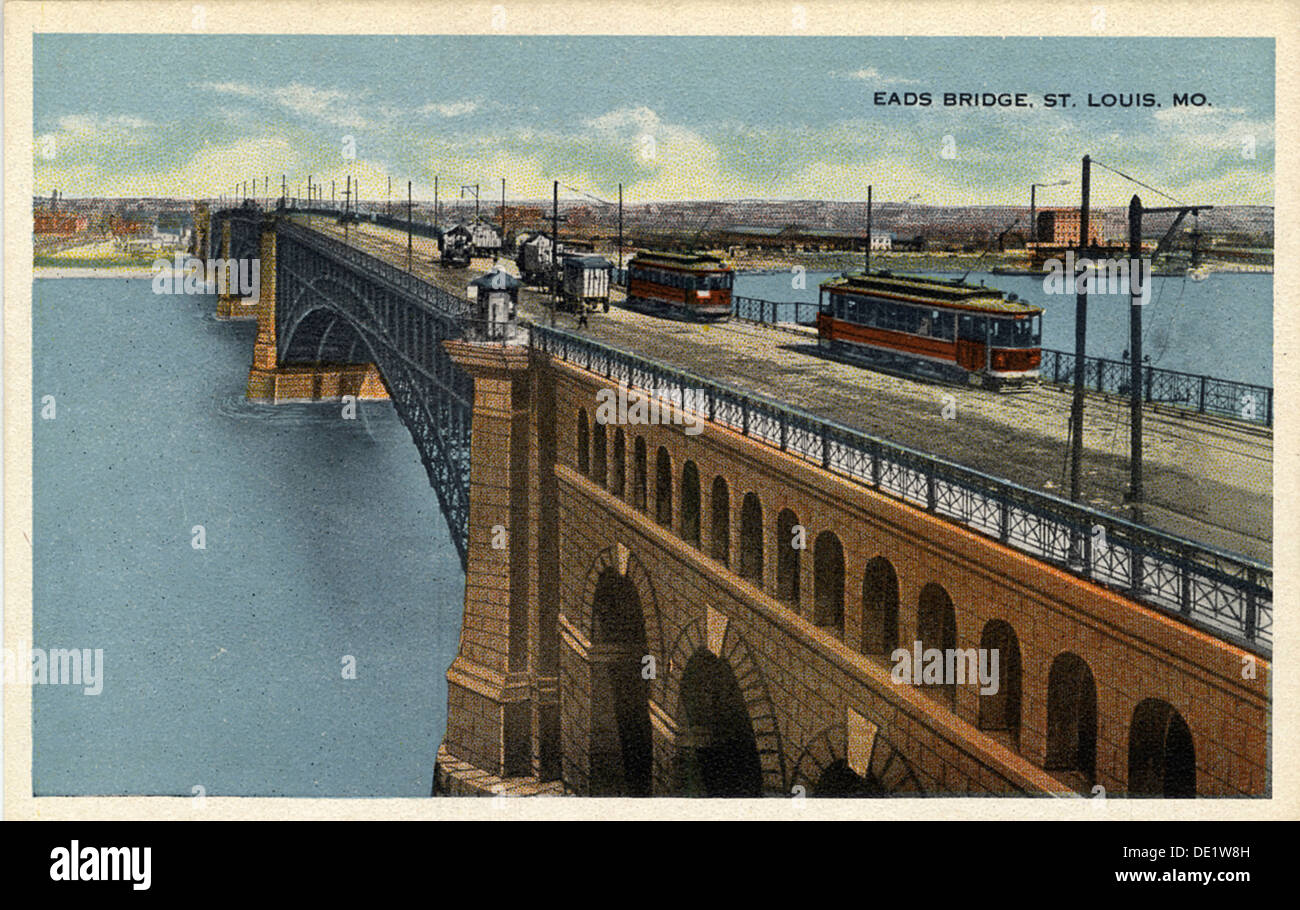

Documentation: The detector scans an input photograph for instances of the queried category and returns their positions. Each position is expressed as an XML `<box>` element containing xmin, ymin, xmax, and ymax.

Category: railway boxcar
<box><xmin>818</xmin><ymin>271</ymin><xmax>1043</xmax><ymax>387</ymax></box>
<box><xmin>516</xmin><ymin>232</ymin><xmax>557</xmax><ymax>286</ymax></box>
<box><xmin>625</xmin><ymin>251</ymin><xmax>734</xmax><ymax>319</ymax></box>
<box><xmin>438</xmin><ymin>224</ymin><xmax>473</xmax><ymax>268</ymax></box>
<box><xmin>561</xmin><ymin>253</ymin><xmax>613</xmax><ymax>312</ymax></box>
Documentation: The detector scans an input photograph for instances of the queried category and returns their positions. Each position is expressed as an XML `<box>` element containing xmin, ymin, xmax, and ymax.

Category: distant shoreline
<box><xmin>34</xmin><ymin>267</ymin><xmax>159</xmax><ymax>279</ymax></box>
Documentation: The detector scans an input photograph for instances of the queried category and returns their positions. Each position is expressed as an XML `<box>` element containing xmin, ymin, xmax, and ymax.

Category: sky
<box><xmin>34</xmin><ymin>35</ymin><xmax>1275</xmax><ymax>206</ymax></box>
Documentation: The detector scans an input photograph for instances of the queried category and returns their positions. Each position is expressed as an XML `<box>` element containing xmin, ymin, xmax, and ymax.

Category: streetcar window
<box><xmin>878</xmin><ymin>301</ymin><xmax>897</xmax><ymax>332</ymax></box>
<box><xmin>1032</xmin><ymin>314</ymin><xmax>1042</xmax><ymax>344</ymax></box>
<box><xmin>990</xmin><ymin>318</ymin><xmax>1035</xmax><ymax>347</ymax></box>
<box><xmin>959</xmin><ymin>316</ymin><xmax>988</xmax><ymax>342</ymax></box>
<box><xmin>1013</xmin><ymin>318</ymin><xmax>1035</xmax><ymax>347</ymax></box>
<box><xmin>861</xmin><ymin>299</ymin><xmax>879</xmax><ymax>327</ymax></box>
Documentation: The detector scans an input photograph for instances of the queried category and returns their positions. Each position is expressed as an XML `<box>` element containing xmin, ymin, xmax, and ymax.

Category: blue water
<box><xmin>32</xmin><ymin>279</ymin><xmax>464</xmax><ymax>796</ymax></box>
<box><xmin>734</xmin><ymin>270</ymin><xmax>1274</xmax><ymax>388</ymax></box>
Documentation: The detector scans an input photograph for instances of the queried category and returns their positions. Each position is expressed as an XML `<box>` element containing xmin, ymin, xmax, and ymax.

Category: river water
<box><xmin>733</xmin><ymin>270</ymin><xmax>1273</xmax><ymax>388</ymax></box>
<box><xmin>32</xmin><ymin>278</ymin><xmax>463</xmax><ymax>797</ymax></box>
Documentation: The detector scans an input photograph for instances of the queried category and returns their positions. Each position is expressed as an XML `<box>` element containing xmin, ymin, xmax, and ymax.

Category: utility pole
<box><xmin>461</xmin><ymin>184</ymin><xmax>479</xmax><ymax>221</ymax></box>
<box><xmin>1030</xmin><ymin>184</ymin><xmax>1037</xmax><ymax>252</ymax></box>
<box><xmin>434</xmin><ymin>175</ymin><xmax>439</xmax><ymax>230</ymax></box>
<box><xmin>1120</xmin><ymin>195</ymin><xmax>1211</xmax><ymax>512</ymax></box>
<box><xmin>281</xmin><ymin>174</ymin><xmax>287</xmax><ymax>207</ymax></box>
<box><xmin>388</xmin><ymin>175</ymin><xmax>392</xmax><ymax>217</ymax></box>
<box><xmin>618</xmin><ymin>183</ymin><xmax>624</xmax><ymax>270</ymax></box>
<box><xmin>501</xmin><ymin>178</ymin><xmax>506</xmax><ymax>253</ymax></box>
<box><xmin>332</xmin><ymin>180</ymin><xmax>336</xmax><ymax>210</ymax></box>
<box><xmin>1128</xmin><ymin>194</ymin><xmax>1144</xmax><ymax>512</ymax></box>
<box><xmin>1030</xmin><ymin>179</ymin><xmax>1070</xmax><ymax>267</ymax></box>
<box><xmin>864</xmin><ymin>185</ymin><xmax>873</xmax><ymax>273</ymax></box>
<box><xmin>407</xmin><ymin>180</ymin><xmax>413</xmax><ymax>271</ymax></box>
<box><xmin>551</xmin><ymin>180</ymin><xmax>558</xmax><ymax>326</ymax></box>
<box><xmin>1068</xmin><ymin>154</ymin><xmax>1091</xmax><ymax>506</ymax></box>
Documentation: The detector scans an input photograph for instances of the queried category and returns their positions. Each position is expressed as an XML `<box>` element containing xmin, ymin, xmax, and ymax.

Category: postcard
<box><xmin>3</xmin><ymin>1</ymin><xmax>1295</xmax><ymax>823</ymax></box>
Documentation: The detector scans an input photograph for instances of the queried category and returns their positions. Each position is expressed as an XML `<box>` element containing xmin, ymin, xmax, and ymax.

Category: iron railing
<box><xmin>530</xmin><ymin>323</ymin><xmax>1272</xmax><ymax>654</ymax></box>
<box><xmin>733</xmin><ymin>295</ymin><xmax>821</xmax><ymax>326</ymax></box>
<box><xmin>1041</xmin><ymin>349</ymin><xmax>1272</xmax><ymax>427</ymax></box>
<box><xmin>277</xmin><ymin>219</ymin><xmax>472</xmax><ymax>321</ymax></box>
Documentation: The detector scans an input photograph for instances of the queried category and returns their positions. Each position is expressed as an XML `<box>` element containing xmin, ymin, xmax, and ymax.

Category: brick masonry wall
<box><xmin>543</xmin><ymin>358</ymin><xmax>1269</xmax><ymax>797</ymax></box>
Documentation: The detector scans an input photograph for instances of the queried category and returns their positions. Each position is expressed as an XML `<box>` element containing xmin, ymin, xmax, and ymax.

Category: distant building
<box><xmin>34</xmin><ymin>210</ymin><xmax>88</xmax><ymax>235</ymax></box>
<box><xmin>498</xmin><ymin>205</ymin><xmax>547</xmax><ymax>235</ymax></box>
<box><xmin>869</xmin><ymin>231</ymin><xmax>893</xmax><ymax>251</ymax></box>
<box><xmin>108</xmin><ymin>214</ymin><xmax>150</xmax><ymax>238</ymax></box>
<box><xmin>1033</xmin><ymin>208</ymin><xmax>1103</xmax><ymax>247</ymax></box>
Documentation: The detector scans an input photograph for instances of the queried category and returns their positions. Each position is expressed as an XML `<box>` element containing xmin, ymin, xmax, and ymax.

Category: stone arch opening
<box><xmin>738</xmin><ymin>493</ymin><xmax>764</xmax><ymax>584</ymax></box>
<box><xmin>680</xmin><ymin>461</ymin><xmax>701</xmax><ymax>547</ymax></box>
<box><xmin>654</xmin><ymin>447</ymin><xmax>673</xmax><ymax>527</ymax></box>
<box><xmin>589</xmin><ymin>567</ymin><xmax>653</xmax><ymax>796</ymax></box>
<box><xmin>611</xmin><ymin>428</ymin><xmax>626</xmax><ymax>496</ymax></box>
<box><xmin>710</xmin><ymin>476</ymin><xmax>730</xmax><ymax>566</ymax></box>
<box><xmin>776</xmin><ymin>508</ymin><xmax>801</xmax><ymax>606</ymax></box>
<box><xmin>633</xmin><ymin>436</ymin><xmax>647</xmax><ymax>511</ymax></box>
<box><xmin>1045</xmin><ymin>652</ymin><xmax>1098</xmax><ymax>789</ymax></box>
<box><xmin>790</xmin><ymin>723</ymin><xmax>924</xmax><ymax>797</ymax></box>
<box><xmin>673</xmin><ymin>650</ymin><xmax>763</xmax><ymax>797</ymax></box>
<box><xmin>577</xmin><ymin>409</ymin><xmax>589</xmax><ymax>476</ymax></box>
<box><xmin>977</xmin><ymin>620</ymin><xmax>1022</xmax><ymax>748</ymax></box>
<box><xmin>813</xmin><ymin>531</ymin><xmax>845</xmax><ymax>636</ymax></box>
<box><xmin>862</xmin><ymin>557</ymin><xmax>900</xmax><ymax>657</ymax></box>
<box><xmin>1127</xmin><ymin>699</ymin><xmax>1196</xmax><ymax>798</ymax></box>
<box><xmin>591</xmin><ymin>420</ymin><xmax>607</xmax><ymax>488</ymax></box>
<box><xmin>815</xmin><ymin>759</ymin><xmax>886</xmax><ymax>796</ymax></box>
<box><xmin>917</xmin><ymin>583</ymin><xmax>958</xmax><ymax>704</ymax></box>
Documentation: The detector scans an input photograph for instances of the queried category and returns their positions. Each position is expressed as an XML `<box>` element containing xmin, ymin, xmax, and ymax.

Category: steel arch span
<box><xmin>273</xmin><ymin>218</ymin><xmax>476</xmax><ymax>568</ymax></box>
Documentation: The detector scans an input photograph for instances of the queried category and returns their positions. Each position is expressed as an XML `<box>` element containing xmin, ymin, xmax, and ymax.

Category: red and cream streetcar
<box><xmin>817</xmin><ymin>271</ymin><xmax>1043</xmax><ymax>387</ymax></box>
<box><xmin>625</xmin><ymin>251</ymin><xmax>735</xmax><ymax>320</ymax></box>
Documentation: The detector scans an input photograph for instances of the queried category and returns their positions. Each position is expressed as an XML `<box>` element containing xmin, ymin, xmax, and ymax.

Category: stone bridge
<box><xmin>193</xmin><ymin>203</ymin><xmax>1270</xmax><ymax>800</ymax></box>
<box><xmin>433</xmin><ymin>326</ymin><xmax>1269</xmax><ymax>798</ymax></box>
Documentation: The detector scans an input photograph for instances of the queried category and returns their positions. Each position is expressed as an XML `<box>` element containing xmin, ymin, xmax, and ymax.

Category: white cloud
<box><xmin>834</xmin><ymin>66</ymin><xmax>919</xmax><ymax>85</ymax></box>
<box><xmin>419</xmin><ymin>100</ymin><xmax>480</xmax><ymax>118</ymax></box>
<box><xmin>197</xmin><ymin>81</ymin><xmax>367</xmax><ymax>129</ymax></box>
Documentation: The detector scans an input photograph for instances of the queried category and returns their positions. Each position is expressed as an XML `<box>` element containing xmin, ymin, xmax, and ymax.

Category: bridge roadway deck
<box><xmin>292</xmin><ymin>217</ymin><xmax>1272</xmax><ymax>563</ymax></box>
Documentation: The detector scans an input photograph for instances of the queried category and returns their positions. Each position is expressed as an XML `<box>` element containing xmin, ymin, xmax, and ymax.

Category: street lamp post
<box><xmin>1029</xmin><ymin>179</ymin><xmax>1070</xmax><ymax>254</ymax></box>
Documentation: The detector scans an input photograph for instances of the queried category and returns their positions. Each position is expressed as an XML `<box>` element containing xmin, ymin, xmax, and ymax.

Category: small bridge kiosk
<box><xmin>468</xmin><ymin>266</ymin><xmax>521</xmax><ymax>341</ymax></box>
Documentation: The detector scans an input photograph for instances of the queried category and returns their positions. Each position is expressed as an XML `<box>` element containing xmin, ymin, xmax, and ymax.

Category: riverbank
<box><xmin>34</xmin><ymin>267</ymin><xmax>159</xmax><ymax>279</ymax></box>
